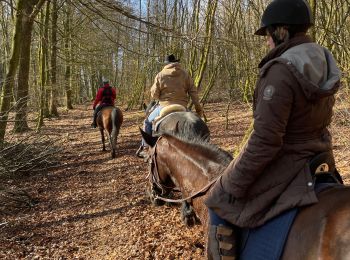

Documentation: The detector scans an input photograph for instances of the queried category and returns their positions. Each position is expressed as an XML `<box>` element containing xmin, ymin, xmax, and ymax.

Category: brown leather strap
<box><xmin>153</xmin><ymin>176</ymin><xmax>221</xmax><ymax>204</ymax></box>
<box><xmin>148</xmin><ymin>136</ymin><xmax>224</xmax><ymax>204</ymax></box>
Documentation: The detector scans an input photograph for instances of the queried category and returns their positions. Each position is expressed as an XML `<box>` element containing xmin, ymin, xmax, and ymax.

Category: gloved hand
<box><xmin>194</xmin><ymin>103</ymin><xmax>203</xmax><ymax>117</ymax></box>
<box><xmin>196</xmin><ymin>109</ymin><xmax>204</xmax><ymax>118</ymax></box>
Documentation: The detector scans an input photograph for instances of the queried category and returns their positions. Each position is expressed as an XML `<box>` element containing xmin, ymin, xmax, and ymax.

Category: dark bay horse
<box><xmin>96</xmin><ymin>106</ymin><xmax>123</xmax><ymax>158</ymax></box>
<box><xmin>155</xmin><ymin>111</ymin><xmax>210</xmax><ymax>141</ymax></box>
<box><xmin>144</xmin><ymin>101</ymin><xmax>210</xmax><ymax>141</ymax></box>
<box><xmin>141</xmin><ymin>130</ymin><xmax>350</xmax><ymax>259</ymax></box>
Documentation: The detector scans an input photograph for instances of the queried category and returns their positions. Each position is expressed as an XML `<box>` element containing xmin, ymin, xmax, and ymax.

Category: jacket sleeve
<box><xmin>150</xmin><ymin>74</ymin><xmax>161</xmax><ymax>100</ymax></box>
<box><xmin>93</xmin><ymin>88</ymin><xmax>103</xmax><ymax>109</ymax></box>
<box><xmin>220</xmin><ymin>63</ymin><xmax>294</xmax><ymax>198</ymax></box>
<box><xmin>187</xmin><ymin>76</ymin><xmax>202</xmax><ymax>112</ymax></box>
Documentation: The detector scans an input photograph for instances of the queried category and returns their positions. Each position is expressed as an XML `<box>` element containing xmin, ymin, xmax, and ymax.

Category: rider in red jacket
<box><xmin>91</xmin><ymin>80</ymin><xmax>117</xmax><ymax>128</ymax></box>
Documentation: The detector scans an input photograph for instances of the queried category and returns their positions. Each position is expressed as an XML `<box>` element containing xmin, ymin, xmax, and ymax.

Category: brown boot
<box><xmin>207</xmin><ymin>224</ymin><xmax>237</xmax><ymax>260</ymax></box>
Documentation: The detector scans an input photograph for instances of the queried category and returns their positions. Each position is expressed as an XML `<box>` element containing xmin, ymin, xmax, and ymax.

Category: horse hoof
<box><xmin>152</xmin><ymin>198</ymin><xmax>165</xmax><ymax>206</ymax></box>
<box><xmin>165</xmin><ymin>201</ymin><xmax>173</xmax><ymax>207</ymax></box>
<box><xmin>184</xmin><ymin>216</ymin><xmax>195</xmax><ymax>227</ymax></box>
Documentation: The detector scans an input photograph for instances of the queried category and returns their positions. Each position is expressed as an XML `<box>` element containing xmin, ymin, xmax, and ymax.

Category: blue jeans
<box><xmin>208</xmin><ymin>208</ymin><xmax>234</xmax><ymax>226</ymax></box>
<box><xmin>142</xmin><ymin>105</ymin><xmax>162</xmax><ymax>147</ymax></box>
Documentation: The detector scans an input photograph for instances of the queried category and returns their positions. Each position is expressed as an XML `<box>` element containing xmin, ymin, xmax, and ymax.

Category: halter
<box><xmin>147</xmin><ymin>136</ymin><xmax>222</xmax><ymax>204</ymax></box>
<box><xmin>147</xmin><ymin>136</ymin><xmax>170</xmax><ymax>196</ymax></box>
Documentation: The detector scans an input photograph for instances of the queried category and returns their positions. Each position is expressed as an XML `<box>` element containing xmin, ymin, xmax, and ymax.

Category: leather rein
<box><xmin>147</xmin><ymin>136</ymin><xmax>221</xmax><ymax>204</ymax></box>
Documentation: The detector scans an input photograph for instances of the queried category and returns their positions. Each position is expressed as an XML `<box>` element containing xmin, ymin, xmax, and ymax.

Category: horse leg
<box><xmin>111</xmin><ymin>139</ymin><xmax>116</xmax><ymax>158</ymax></box>
<box><xmin>180</xmin><ymin>201</ymin><xmax>198</xmax><ymax>227</ymax></box>
<box><xmin>146</xmin><ymin>185</ymin><xmax>165</xmax><ymax>206</ymax></box>
<box><xmin>100</xmin><ymin>129</ymin><xmax>106</xmax><ymax>151</ymax></box>
<box><xmin>110</xmin><ymin>108</ymin><xmax>120</xmax><ymax>159</ymax></box>
<box><xmin>110</xmin><ymin>128</ymin><xmax>119</xmax><ymax>159</ymax></box>
<box><xmin>105</xmin><ymin>130</ymin><xmax>115</xmax><ymax>159</ymax></box>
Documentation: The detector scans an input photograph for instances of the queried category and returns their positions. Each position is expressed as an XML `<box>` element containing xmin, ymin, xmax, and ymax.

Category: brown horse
<box><xmin>141</xmin><ymin>130</ymin><xmax>350</xmax><ymax>259</ymax></box>
<box><xmin>96</xmin><ymin>106</ymin><xmax>123</xmax><ymax>158</ymax></box>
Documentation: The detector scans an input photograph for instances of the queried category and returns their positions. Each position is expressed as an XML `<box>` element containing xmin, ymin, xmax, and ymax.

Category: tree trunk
<box><xmin>49</xmin><ymin>0</ymin><xmax>59</xmax><ymax>117</ymax></box>
<box><xmin>188</xmin><ymin>0</ymin><xmax>200</xmax><ymax>78</ymax></box>
<box><xmin>0</xmin><ymin>0</ymin><xmax>25</xmax><ymax>142</ymax></box>
<box><xmin>13</xmin><ymin>12</ymin><xmax>34</xmax><ymax>132</ymax></box>
<box><xmin>37</xmin><ymin>1</ymin><xmax>50</xmax><ymax>130</ymax></box>
<box><xmin>64</xmin><ymin>3</ymin><xmax>73</xmax><ymax>110</ymax></box>
<box><xmin>189</xmin><ymin>0</ymin><xmax>218</xmax><ymax>109</ymax></box>
<box><xmin>309</xmin><ymin>0</ymin><xmax>317</xmax><ymax>40</ymax></box>
<box><xmin>193</xmin><ymin>0</ymin><xmax>218</xmax><ymax>89</ymax></box>
<box><xmin>13</xmin><ymin>0</ymin><xmax>46</xmax><ymax>133</ymax></box>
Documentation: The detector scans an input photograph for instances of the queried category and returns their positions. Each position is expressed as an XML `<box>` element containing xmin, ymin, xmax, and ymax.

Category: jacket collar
<box><xmin>259</xmin><ymin>34</ymin><xmax>313</xmax><ymax>69</ymax></box>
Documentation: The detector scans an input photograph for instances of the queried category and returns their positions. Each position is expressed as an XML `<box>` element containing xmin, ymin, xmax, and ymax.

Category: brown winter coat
<box><xmin>150</xmin><ymin>63</ymin><xmax>202</xmax><ymax>113</ymax></box>
<box><xmin>205</xmin><ymin>35</ymin><xmax>341</xmax><ymax>228</ymax></box>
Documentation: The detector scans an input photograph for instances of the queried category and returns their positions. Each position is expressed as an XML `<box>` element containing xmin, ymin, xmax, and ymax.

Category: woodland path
<box><xmin>1</xmin><ymin>102</ymin><xmax>253</xmax><ymax>259</ymax></box>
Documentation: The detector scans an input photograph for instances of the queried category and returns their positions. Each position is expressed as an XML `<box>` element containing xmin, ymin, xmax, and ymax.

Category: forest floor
<box><xmin>1</xmin><ymin>96</ymin><xmax>350</xmax><ymax>260</ymax></box>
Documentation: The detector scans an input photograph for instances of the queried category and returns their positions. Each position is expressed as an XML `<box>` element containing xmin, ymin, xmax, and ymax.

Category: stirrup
<box><xmin>135</xmin><ymin>146</ymin><xmax>147</xmax><ymax>158</ymax></box>
<box><xmin>208</xmin><ymin>225</ymin><xmax>237</xmax><ymax>260</ymax></box>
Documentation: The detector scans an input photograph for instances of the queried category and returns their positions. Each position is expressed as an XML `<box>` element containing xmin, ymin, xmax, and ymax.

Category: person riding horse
<box><xmin>205</xmin><ymin>0</ymin><xmax>342</xmax><ymax>259</ymax></box>
<box><xmin>136</xmin><ymin>54</ymin><xmax>204</xmax><ymax>158</ymax></box>
<box><xmin>91</xmin><ymin>80</ymin><xmax>118</xmax><ymax>128</ymax></box>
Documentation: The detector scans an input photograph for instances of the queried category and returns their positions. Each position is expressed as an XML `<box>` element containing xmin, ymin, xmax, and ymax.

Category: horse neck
<box><xmin>157</xmin><ymin>137</ymin><xmax>225</xmax><ymax>195</ymax></box>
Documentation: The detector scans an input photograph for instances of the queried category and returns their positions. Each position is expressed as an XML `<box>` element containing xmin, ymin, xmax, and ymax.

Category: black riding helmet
<box><xmin>255</xmin><ymin>0</ymin><xmax>313</xmax><ymax>36</ymax></box>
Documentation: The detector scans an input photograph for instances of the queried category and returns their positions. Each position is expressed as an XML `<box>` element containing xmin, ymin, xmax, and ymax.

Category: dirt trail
<box><xmin>1</xmin><ymin>101</ymin><xmax>349</xmax><ymax>259</ymax></box>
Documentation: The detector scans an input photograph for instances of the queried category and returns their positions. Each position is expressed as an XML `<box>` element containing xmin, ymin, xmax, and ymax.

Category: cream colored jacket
<box><xmin>150</xmin><ymin>63</ymin><xmax>202</xmax><ymax>113</ymax></box>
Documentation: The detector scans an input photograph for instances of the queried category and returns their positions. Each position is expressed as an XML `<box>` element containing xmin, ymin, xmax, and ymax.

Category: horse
<box><xmin>141</xmin><ymin>129</ymin><xmax>231</xmax><ymax>225</ymax></box>
<box><xmin>155</xmin><ymin>111</ymin><xmax>210</xmax><ymax>141</ymax></box>
<box><xmin>141</xmin><ymin>130</ymin><xmax>350</xmax><ymax>259</ymax></box>
<box><xmin>143</xmin><ymin>101</ymin><xmax>210</xmax><ymax>142</ymax></box>
<box><xmin>96</xmin><ymin>106</ymin><xmax>123</xmax><ymax>158</ymax></box>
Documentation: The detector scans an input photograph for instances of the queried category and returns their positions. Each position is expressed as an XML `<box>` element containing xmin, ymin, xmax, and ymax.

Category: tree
<box><xmin>13</xmin><ymin>0</ymin><xmax>47</xmax><ymax>133</ymax></box>
<box><xmin>0</xmin><ymin>0</ymin><xmax>26</xmax><ymax>142</ymax></box>
<box><xmin>63</xmin><ymin>2</ymin><xmax>73</xmax><ymax>110</ymax></box>
<box><xmin>49</xmin><ymin>0</ymin><xmax>59</xmax><ymax>117</ymax></box>
<box><xmin>37</xmin><ymin>0</ymin><xmax>51</xmax><ymax>130</ymax></box>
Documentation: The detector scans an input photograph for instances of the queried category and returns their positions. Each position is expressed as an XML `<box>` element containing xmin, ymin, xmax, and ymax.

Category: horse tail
<box><xmin>110</xmin><ymin>108</ymin><xmax>118</xmax><ymax>158</ymax></box>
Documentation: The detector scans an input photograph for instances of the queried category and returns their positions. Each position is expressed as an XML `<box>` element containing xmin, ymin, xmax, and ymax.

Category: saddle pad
<box><xmin>239</xmin><ymin>208</ymin><xmax>298</xmax><ymax>260</ymax></box>
<box><xmin>154</xmin><ymin>105</ymin><xmax>186</xmax><ymax>123</ymax></box>
<box><xmin>153</xmin><ymin>111</ymin><xmax>187</xmax><ymax>132</ymax></box>
<box><xmin>159</xmin><ymin>104</ymin><xmax>186</xmax><ymax>117</ymax></box>
<box><xmin>153</xmin><ymin>112</ymin><xmax>173</xmax><ymax>132</ymax></box>
<box><xmin>238</xmin><ymin>182</ymin><xmax>342</xmax><ymax>260</ymax></box>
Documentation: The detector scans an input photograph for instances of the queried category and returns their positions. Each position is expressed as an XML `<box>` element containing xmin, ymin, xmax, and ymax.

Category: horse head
<box><xmin>140</xmin><ymin>129</ymin><xmax>176</xmax><ymax>206</ymax></box>
<box><xmin>141</xmin><ymin>128</ymin><xmax>233</xmax><ymax>227</ymax></box>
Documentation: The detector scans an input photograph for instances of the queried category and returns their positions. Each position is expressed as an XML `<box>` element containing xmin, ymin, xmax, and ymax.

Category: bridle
<box><xmin>147</xmin><ymin>136</ymin><xmax>222</xmax><ymax>204</ymax></box>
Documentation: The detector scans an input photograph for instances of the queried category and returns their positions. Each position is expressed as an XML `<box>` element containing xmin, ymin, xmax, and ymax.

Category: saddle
<box><xmin>240</xmin><ymin>152</ymin><xmax>343</xmax><ymax>260</ymax></box>
<box><xmin>154</xmin><ymin>104</ymin><xmax>186</xmax><ymax>122</ymax></box>
<box><xmin>309</xmin><ymin>152</ymin><xmax>343</xmax><ymax>185</ymax></box>
<box><xmin>152</xmin><ymin>104</ymin><xmax>187</xmax><ymax>132</ymax></box>
<box><xmin>97</xmin><ymin>105</ymin><xmax>115</xmax><ymax>116</ymax></box>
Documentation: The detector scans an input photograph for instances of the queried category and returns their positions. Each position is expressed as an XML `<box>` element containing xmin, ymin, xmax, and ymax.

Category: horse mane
<box><xmin>160</xmin><ymin>131</ymin><xmax>233</xmax><ymax>167</ymax></box>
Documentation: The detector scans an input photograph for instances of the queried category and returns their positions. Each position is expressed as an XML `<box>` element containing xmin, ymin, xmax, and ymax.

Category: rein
<box><xmin>148</xmin><ymin>136</ymin><xmax>222</xmax><ymax>204</ymax></box>
<box><xmin>154</xmin><ymin>177</ymin><xmax>220</xmax><ymax>204</ymax></box>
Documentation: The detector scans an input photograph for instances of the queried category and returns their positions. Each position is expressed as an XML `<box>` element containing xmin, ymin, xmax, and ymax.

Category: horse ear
<box><xmin>140</xmin><ymin>128</ymin><xmax>158</xmax><ymax>147</ymax></box>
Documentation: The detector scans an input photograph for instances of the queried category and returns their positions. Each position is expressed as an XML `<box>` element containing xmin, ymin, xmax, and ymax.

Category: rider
<box><xmin>136</xmin><ymin>54</ymin><xmax>203</xmax><ymax>157</ymax></box>
<box><xmin>91</xmin><ymin>80</ymin><xmax>117</xmax><ymax>128</ymax></box>
<box><xmin>205</xmin><ymin>0</ymin><xmax>341</xmax><ymax>259</ymax></box>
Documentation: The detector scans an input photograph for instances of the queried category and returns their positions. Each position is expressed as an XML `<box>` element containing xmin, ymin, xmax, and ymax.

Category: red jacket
<box><xmin>93</xmin><ymin>85</ymin><xmax>117</xmax><ymax>109</ymax></box>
